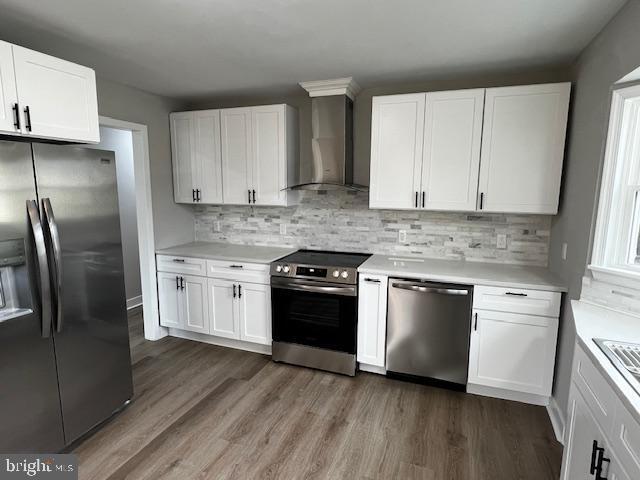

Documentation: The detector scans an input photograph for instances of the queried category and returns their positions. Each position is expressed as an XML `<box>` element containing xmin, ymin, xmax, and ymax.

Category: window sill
<box><xmin>588</xmin><ymin>265</ymin><xmax>640</xmax><ymax>290</ymax></box>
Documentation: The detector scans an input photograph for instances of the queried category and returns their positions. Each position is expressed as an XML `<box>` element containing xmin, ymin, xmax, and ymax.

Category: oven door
<box><xmin>271</xmin><ymin>277</ymin><xmax>357</xmax><ymax>354</ymax></box>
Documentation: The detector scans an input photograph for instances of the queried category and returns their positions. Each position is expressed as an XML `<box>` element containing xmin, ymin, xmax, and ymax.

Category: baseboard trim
<box><xmin>126</xmin><ymin>295</ymin><xmax>143</xmax><ymax>310</ymax></box>
<box><xmin>168</xmin><ymin>329</ymin><xmax>271</xmax><ymax>355</ymax></box>
<box><xmin>467</xmin><ymin>383</ymin><xmax>550</xmax><ymax>406</ymax></box>
<box><xmin>546</xmin><ymin>396</ymin><xmax>566</xmax><ymax>444</ymax></box>
<box><xmin>358</xmin><ymin>363</ymin><xmax>386</xmax><ymax>375</ymax></box>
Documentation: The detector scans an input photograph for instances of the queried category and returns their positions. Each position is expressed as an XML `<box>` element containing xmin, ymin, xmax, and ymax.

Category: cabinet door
<box><xmin>238</xmin><ymin>282</ymin><xmax>271</xmax><ymax>345</ymax></box>
<box><xmin>170</xmin><ymin>112</ymin><xmax>196</xmax><ymax>203</ymax></box>
<box><xmin>208</xmin><ymin>278</ymin><xmax>239</xmax><ymax>339</ymax></box>
<box><xmin>421</xmin><ymin>89</ymin><xmax>484</xmax><ymax>211</ymax></box>
<box><xmin>561</xmin><ymin>386</ymin><xmax>609</xmax><ymax>480</ymax></box>
<box><xmin>158</xmin><ymin>272</ymin><xmax>182</xmax><ymax>329</ymax></box>
<box><xmin>369</xmin><ymin>93</ymin><xmax>425</xmax><ymax>209</ymax></box>
<box><xmin>0</xmin><ymin>41</ymin><xmax>19</xmax><ymax>135</ymax></box>
<box><xmin>221</xmin><ymin>108</ymin><xmax>252</xmax><ymax>204</ymax></box>
<box><xmin>357</xmin><ymin>275</ymin><xmax>388</xmax><ymax>367</ymax></box>
<box><xmin>468</xmin><ymin>309</ymin><xmax>558</xmax><ymax>395</ymax></box>
<box><xmin>181</xmin><ymin>275</ymin><xmax>209</xmax><ymax>334</ymax></box>
<box><xmin>478</xmin><ymin>83</ymin><xmax>570</xmax><ymax>214</ymax></box>
<box><xmin>12</xmin><ymin>45</ymin><xmax>99</xmax><ymax>143</ymax></box>
<box><xmin>251</xmin><ymin>105</ymin><xmax>286</xmax><ymax>206</ymax></box>
<box><xmin>194</xmin><ymin>110</ymin><xmax>223</xmax><ymax>204</ymax></box>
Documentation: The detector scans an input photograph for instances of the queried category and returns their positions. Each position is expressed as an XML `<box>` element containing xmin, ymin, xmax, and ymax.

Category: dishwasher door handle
<box><xmin>391</xmin><ymin>282</ymin><xmax>469</xmax><ymax>296</ymax></box>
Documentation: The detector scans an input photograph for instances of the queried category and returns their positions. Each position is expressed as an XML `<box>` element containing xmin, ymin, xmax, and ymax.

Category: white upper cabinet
<box><xmin>478</xmin><ymin>83</ymin><xmax>570</xmax><ymax>214</ymax></box>
<box><xmin>170</xmin><ymin>110</ymin><xmax>223</xmax><ymax>204</ymax></box>
<box><xmin>369</xmin><ymin>83</ymin><xmax>570</xmax><ymax>214</ymax></box>
<box><xmin>221</xmin><ymin>107</ymin><xmax>253</xmax><ymax>204</ymax></box>
<box><xmin>194</xmin><ymin>110</ymin><xmax>223</xmax><ymax>204</ymax></box>
<box><xmin>0</xmin><ymin>41</ymin><xmax>19</xmax><ymax>135</ymax></box>
<box><xmin>421</xmin><ymin>89</ymin><xmax>484</xmax><ymax>211</ymax></box>
<box><xmin>12</xmin><ymin>45</ymin><xmax>99</xmax><ymax>143</ymax></box>
<box><xmin>170</xmin><ymin>112</ymin><xmax>196</xmax><ymax>203</ymax></box>
<box><xmin>370</xmin><ymin>93</ymin><xmax>425</xmax><ymax>209</ymax></box>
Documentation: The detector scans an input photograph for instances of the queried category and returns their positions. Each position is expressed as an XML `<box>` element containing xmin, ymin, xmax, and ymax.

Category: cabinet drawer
<box><xmin>572</xmin><ymin>345</ymin><xmax>618</xmax><ymax>436</ymax></box>
<box><xmin>473</xmin><ymin>285</ymin><xmax>560</xmax><ymax>317</ymax></box>
<box><xmin>612</xmin><ymin>401</ymin><xmax>640</xmax><ymax>478</ymax></box>
<box><xmin>157</xmin><ymin>255</ymin><xmax>207</xmax><ymax>276</ymax></box>
<box><xmin>206</xmin><ymin>260</ymin><xmax>270</xmax><ymax>284</ymax></box>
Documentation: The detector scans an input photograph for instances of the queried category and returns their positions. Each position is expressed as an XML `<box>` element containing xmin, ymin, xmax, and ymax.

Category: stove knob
<box><xmin>283</xmin><ymin>265</ymin><xmax>291</xmax><ymax>273</ymax></box>
<box><xmin>341</xmin><ymin>271</ymin><xmax>349</xmax><ymax>279</ymax></box>
<box><xmin>332</xmin><ymin>270</ymin><xmax>340</xmax><ymax>278</ymax></box>
<box><xmin>276</xmin><ymin>265</ymin><xmax>282</xmax><ymax>273</ymax></box>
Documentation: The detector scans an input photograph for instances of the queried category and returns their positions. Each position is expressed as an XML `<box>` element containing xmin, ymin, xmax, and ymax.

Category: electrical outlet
<box><xmin>398</xmin><ymin>230</ymin><xmax>407</xmax><ymax>243</ymax></box>
<box><xmin>496</xmin><ymin>234</ymin><xmax>507</xmax><ymax>249</ymax></box>
<box><xmin>214</xmin><ymin>221</ymin><xmax>221</xmax><ymax>232</ymax></box>
<box><xmin>280</xmin><ymin>224</ymin><xmax>287</xmax><ymax>235</ymax></box>
<box><xmin>561</xmin><ymin>242</ymin><xmax>568</xmax><ymax>260</ymax></box>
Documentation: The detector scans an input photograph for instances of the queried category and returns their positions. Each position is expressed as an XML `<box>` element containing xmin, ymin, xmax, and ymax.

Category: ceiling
<box><xmin>0</xmin><ymin>0</ymin><xmax>627</xmax><ymax>100</ymax></box>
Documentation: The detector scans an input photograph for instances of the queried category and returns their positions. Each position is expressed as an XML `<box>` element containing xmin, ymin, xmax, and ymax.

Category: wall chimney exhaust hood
<box><xmin>288</xmin><ymin>77</ymin><xmax>367</xmax><ymax>191</ymax></box>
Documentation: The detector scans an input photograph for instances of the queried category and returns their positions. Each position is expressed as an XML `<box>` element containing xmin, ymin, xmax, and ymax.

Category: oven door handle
<box><xmin>272</xmin><ymin>283</ymin><xmax>356</xmax><ymax>297</ymax></box>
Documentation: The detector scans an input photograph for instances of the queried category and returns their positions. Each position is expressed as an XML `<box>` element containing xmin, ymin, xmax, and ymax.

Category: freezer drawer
<box><xmin>386</xmin><ymin>279</ymin><xmax>473</xmax><ymax>387</ymax></box>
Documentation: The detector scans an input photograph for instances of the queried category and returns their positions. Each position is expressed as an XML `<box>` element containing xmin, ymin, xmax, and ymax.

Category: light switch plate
<box><xmin>496</xmin><ymin>234</ymin><xmax>507</xmax><ymax>249</ymax></box>
<box><xmin>398</xmin><ymin>230</ymin><xmax>407</xmax><ymax>243</ymax></box>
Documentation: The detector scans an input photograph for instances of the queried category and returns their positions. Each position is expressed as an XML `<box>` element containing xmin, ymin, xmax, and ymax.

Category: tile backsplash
<box><xmin>194</xmin><ymin>190</ymin><xmax>551</xmax><ymax>266</ymax></box>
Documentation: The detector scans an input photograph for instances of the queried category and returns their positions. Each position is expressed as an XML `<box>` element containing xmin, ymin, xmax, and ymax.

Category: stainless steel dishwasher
<box><xmin>386</xmin><ymin>279</ymin><xmax>473</xmax><ymax>389</ymax></box>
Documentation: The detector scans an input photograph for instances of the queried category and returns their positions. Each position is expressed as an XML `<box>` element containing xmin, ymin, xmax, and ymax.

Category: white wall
<box><xmin>89</xmin><ymin>126</ymin><xmax>141</xmax><ymax>303</ymax></box>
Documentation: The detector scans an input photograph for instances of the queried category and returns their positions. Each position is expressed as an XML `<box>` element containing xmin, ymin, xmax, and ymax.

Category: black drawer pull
<box><xmin>12</xmin><ymin>103</ymin><xmax>20</xmax><ymax>130</ymax></box>
<box><xmin>24</xmin><ymin>106</ymin><xmax>32</xmax><ymax>132</ymax></box>
<box><xmin>229</xmin><ymin>264</ymin><xmax>243</xmax><ymax>269</ymax></box>
<box><xmin>172</xmin><ymin>259</ymin><xmax>185</xmax><ymax>263</ymax></box>
<box><xmin>505</xmin><ymin>292</ymin><xmax>527</xmax><ymax>297</ymax></box>
<box><xmin>364</xmin><ymin>278</ymin><xmax>380</xmax><ymax>283</ymax></box>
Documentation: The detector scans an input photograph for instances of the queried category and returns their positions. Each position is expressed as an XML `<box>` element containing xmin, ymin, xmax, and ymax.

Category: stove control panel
<box><xmin>270</xmin><ymin>263</ymin><xmax>359</xmax><ymax>285</ymax></box>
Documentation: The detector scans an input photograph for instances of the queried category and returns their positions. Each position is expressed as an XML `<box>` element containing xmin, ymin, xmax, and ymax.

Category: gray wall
<box><xmin>549</xmin><ymin>0</ymin><xmax>640</xmax><ymax>419</ymax></box>
<box><xmin>90</xmin><ymin>126</ymin><xmax>142</xmax><ymax>302</ymax></box>
<box><xmin>185</xmin><ymin>66</ymin><xmax>571</xmax><ymax>185</ymax></box>
<box><xmin>95</xmin><ymin>78</ymin><xmax>195</xmax><ymax>249</ymax></box>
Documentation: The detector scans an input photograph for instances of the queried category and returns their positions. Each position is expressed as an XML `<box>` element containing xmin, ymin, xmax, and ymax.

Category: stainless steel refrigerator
<box><xmin>0</xmin><ymin>140</ymin><xmax>133</xmax><ymax>453</ymax></box>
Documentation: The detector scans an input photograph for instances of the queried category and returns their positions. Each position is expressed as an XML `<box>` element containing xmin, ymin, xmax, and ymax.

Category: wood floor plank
<box><xmin>73</xmin><ymin>312</ymin><xmax>563</xmax><ymax>479</ymax></box>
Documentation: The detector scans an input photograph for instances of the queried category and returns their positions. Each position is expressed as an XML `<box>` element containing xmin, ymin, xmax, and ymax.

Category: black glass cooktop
<box><xmin>279</xmin><ymin>250</ymin><xmax>371</xmax><ymax>268</ymax></box>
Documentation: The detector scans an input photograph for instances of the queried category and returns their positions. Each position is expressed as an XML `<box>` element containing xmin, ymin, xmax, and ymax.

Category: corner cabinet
<box><xmin>369</xmin><ymin>82</ymin><xmax>570</xmax><ymax>214</ymax></box>
<box><xmin>0</xmin><ymin>40</ymin><xmax>99</xmax><ymax>143</ymax></box>
<box><xmin>171</xmin><ymin>104</ymin><xmax>298</xmax><ymax>206</ymax></box>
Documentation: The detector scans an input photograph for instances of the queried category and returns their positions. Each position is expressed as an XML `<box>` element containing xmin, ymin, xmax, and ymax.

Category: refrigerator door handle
<box><xmin>42</xmin><ymin>198</ymin><xmax>63</xmax><ymax>333</ymax></box>
<box><xmin>26</xmin><ymin>200</ymin><xmax>53</xmax><ymax>338</ymax></box>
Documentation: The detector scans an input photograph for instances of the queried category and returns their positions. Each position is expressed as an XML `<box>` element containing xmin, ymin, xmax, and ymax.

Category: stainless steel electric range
<box><xmin>270</xmin><ymin>250</ymin><xmax>371</xmax><ymax>376</ymax></box>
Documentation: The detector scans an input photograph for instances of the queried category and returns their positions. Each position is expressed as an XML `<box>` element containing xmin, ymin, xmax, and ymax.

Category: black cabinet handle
<box><xmin>229</xmin><ymin>264</ymin><xmax>243</xmax><ymax>269</ymax></box>
<box><xmin>197</xmin><ymin>189</ymin><xmax>202</xmax><ymax>202</ymax></box>
<box><xmin>248</xmin><ymin>189</ymin><xmax>251</xmax><ymax>204</ymax></box>
<box><xmin>180</xmin><ymin>277</ymin><xmax>185</xmax><ymax>291</ymax></box>
<box><xmin>479</xmin><ymin>192</ymin><xmax>484</xmax><ymax>210</ymax></box>
<box><xmin>591</xmin><ymin>440</ymin><xmax>604</xmax><ymax>474</ymax></box>
<box><xmin>505</xmin><ymin>292</ymin><xmax>527</xmax><ymax>297</ymax></box>
<box><xmin>422</xmin><ymin>191</ymin><xmax>425</xmax><ymax>208</ymax></box>
<box><xmin>474</xmin><ymin>312</ymin><xmax>478</xmax><ymax>331</ymax></box>
<box><xmin>176</xmin><ymin>276</ymin><xmax>180</xmax><ymax>290</ymax></box>
<box><xmin>415</xmin><ymin>191</ymin><xmax>418</xmax><ymax>208</ymax></box>
<box><xmin>238</xmin><ymin>284</ymin><xmax>242</xmax><ymax>298</ymax></box>
<box><xmin>252</xmin><ymin>189</ymin><xmax>256</xmax><ymax>204</ymax></box>
<box><xmin>192</xmin><ymin>189</ymin><xmax>196</xmax><ymax>202</ymax></box>
<box><xmin>12</xmin><ymin>103</ymin><xmax>20</xmax><ymax>130</ymax></box>
<box><xmin>596</xmin><ymin>453</ymin><xmax>610</xmax><ymax>480</ymax></box>
<box><xmin>24</xmin><ymin>106</ymin><xmax>32</xmax><ymax>132</ymax></box>
<box><xmin>233</xmin><ymin>284</ymin><xmax>236</xmax><ymax>298</ymax></box>
<box><xmin>364</xmin><ymin>278</ymin><xmax>380</xmax><ymax>283</ymax></box>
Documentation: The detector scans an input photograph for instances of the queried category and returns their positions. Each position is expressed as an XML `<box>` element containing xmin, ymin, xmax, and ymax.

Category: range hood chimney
<box><xmin>290</xmin><ymin>77</ymin><xmax>367</xmax><ymax>191</ymax></box>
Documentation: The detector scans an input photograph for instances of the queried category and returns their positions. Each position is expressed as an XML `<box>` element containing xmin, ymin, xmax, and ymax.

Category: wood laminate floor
<box><xmin>73</xmin><ymin>312</ymin><xmax>563</xmax><ymax>479</ymax></box>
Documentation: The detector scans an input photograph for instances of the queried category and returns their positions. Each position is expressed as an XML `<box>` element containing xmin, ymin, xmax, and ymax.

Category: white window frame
<box><xmin>590</xmin><ymin>83</ymin><xmax>640</xmax><ymax>288</ymax></box>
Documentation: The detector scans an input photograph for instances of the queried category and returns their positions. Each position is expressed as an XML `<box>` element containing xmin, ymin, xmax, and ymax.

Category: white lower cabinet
<box><xmin>357</xmin><ymin>274</ymin><xmax>388</xmax><ymax>368</ymax></box>
<box><xmin>561</xmin><ymin>345</ymin><xmax>637</xmax><ymax>480</ymax></box>
<box><xmin>468</xmin><ymin>309</ymin><xmax>558</xmax><ymax>396</ymax></box>
<box><xmin>158</xmin><ymin>272</ymin><xmax>209</xmax><ymax>334</ymax></box>
<box><xmin>158</xmin><ymin>257</ymin><xmax>271</xmax><ymax>349</ymax></box>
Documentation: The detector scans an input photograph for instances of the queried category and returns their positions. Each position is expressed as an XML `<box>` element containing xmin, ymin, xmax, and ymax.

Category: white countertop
<box><xmin>156</xmin><ymin>242</ymin><xmax>296</xmax><ymax>264</ymax></box>
<box><xmin>358</xmin><ymin>254</ymin><xmax>566</xmax><ymax>292</ymax></box>
<box><xmin>572</xmin><ymin>300</ymin><xmax>640</xmax><ymax>423</ymax></box>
